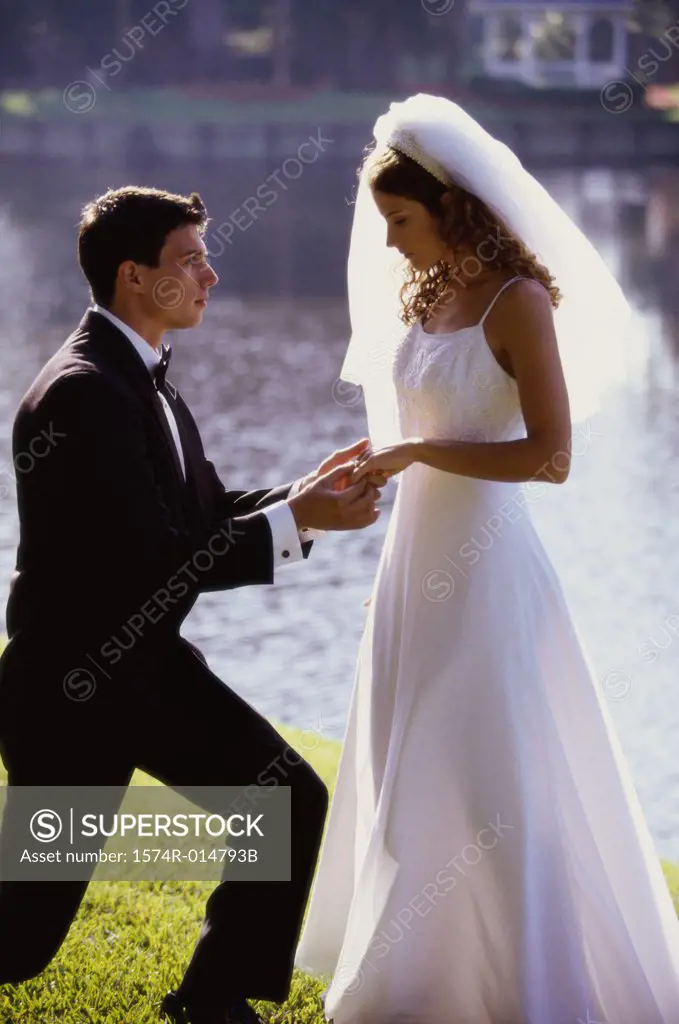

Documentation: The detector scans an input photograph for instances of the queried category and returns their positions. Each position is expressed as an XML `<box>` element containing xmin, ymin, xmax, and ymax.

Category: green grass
<box><xmin>0</xmin><ymin>721</ymin><xmax>338</xmax><ymax>1023</ymax></box>
<box><xmin>0</xmin><ymin>629</ymin><xmax>678</xmax><ymax>1021</ymax></box>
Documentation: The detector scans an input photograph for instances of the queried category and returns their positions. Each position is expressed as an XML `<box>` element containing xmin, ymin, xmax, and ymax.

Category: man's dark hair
<box><xmin>78</xmin><ymin>186</ymin><xmax>208</xmax><ymax>307</ymax></box>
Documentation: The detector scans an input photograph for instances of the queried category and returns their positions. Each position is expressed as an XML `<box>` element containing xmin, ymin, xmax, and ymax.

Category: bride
<box><xmin>294</xmin><ymin>94</ymin><xmax>679</xmax><ymax>1023</ymax></box>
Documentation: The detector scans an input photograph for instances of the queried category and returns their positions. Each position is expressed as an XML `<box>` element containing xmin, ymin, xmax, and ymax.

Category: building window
<box><xmin>589</xmin><ymin>18</ymin><xmax>615</xmax><ymax>62</ymax></box>
<box><xmin>497</xmin><ymin>16</ymin><xmax>523</xmax><ymax>63</ymax></box>
<box><xmin>533</xmin><ymin>12</ymin><xmax>576</xmax><ymax>62</ymax></box>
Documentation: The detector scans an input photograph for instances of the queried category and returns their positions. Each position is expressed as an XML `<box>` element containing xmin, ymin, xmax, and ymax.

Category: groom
<box><xmin>0</xmin><ymin>186</ymin><xmax>384</xmax><ymax>1024</ymax></box>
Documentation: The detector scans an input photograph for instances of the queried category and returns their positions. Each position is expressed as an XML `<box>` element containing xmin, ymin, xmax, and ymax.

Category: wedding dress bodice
<box><xmin>393</xmin><ymin>319</ymin><xmax>526</xmax><ymax>444</ymax></box>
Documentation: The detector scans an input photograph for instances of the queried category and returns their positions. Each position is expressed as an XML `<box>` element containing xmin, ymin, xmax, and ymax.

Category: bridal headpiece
<box><xmin>386</xmin><ymin>128</ymin><xmax>453</xmax><ymax>187</ymax></box>
<box><xmin>340</xmin><ymin>94</ymin><xmax>631</xmax><ymax>448</ymax></box>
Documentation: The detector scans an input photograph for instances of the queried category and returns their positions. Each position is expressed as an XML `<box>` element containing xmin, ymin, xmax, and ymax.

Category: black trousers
<box><xmin>0</xmin><ymin>632</ymin><xmax>328</xmax><ymax>1006</ymax></box>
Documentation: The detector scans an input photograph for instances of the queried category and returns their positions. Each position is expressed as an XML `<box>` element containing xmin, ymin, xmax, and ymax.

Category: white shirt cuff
<box><xmin>287</xmin><ymin>476</ymin><xmax>326</xmax><ymax>541</ymax></box>
<box><xmin>263</xmin><ymin>500</ymin><xmax>305</xmax><ymax>569</ymax></box>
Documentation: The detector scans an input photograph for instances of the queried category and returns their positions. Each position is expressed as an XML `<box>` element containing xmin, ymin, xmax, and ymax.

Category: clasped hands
<box><xmin>345</xmin><ymin>439</ymin><xmax>418</xmax><ymax>485</ymax></box>
<box><xmin>288</xmin><ymin>438</ymin><xmax>418</xmax><ymax>533</ymax></box>
<box><xmin>317</xmin><ymin>437</ymin><xmax>417</xmax><ymax>493</ymax></box>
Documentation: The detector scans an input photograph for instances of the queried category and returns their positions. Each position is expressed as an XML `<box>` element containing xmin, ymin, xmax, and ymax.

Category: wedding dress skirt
<box><xmin>295</xmin><ymin>294</ymin><xmax>679</xmax><ymax>1022</ymax></box>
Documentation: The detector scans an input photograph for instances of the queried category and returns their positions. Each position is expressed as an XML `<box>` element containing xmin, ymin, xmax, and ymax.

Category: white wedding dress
<box><xmin>295</xmin><ymin>277</ymin><xmax>679</xmax><ymax>1023</ymax></box>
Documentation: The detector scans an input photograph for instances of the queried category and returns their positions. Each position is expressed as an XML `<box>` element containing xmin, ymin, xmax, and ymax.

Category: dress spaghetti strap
<box><xmin>479</xmin><ymin>275</ymin><xmax>527</xmax><ymax>326</ymax></box>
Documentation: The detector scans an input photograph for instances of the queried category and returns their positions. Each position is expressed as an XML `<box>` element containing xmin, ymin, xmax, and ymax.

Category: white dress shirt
<box><xmin>92</xmin><ymin>305</ymin><xmax>319</xmax><ymax>571</ymax></box>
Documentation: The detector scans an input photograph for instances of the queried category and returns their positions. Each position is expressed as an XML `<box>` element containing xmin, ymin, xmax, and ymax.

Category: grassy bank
<box><xmin>0</xmin><ymin>637</ymin><xmax>678</xmax><ymax>1020</ymax></box>
<box><xmin>0</xmin><ymin>722</ymin><xmax>338</xmax><ymax>1024</ymax></box>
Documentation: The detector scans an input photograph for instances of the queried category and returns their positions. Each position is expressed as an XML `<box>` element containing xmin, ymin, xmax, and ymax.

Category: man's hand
<box><xmin>288</xmin><ymin>462</ymin><xmax>385</xmax><ymax>532</ymax></box>
<box><xmin>316</xmin><ymin>438</ymin><xmax>371</xmax><ymax>479</ymax></box>
<box><xmin>302</xmin><ymin>438</ymin><xmax>387</xmax><ymax>493</ymax></box>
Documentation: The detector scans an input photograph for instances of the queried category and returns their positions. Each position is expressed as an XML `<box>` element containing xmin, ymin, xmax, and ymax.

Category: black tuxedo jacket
<box><xmin>4</xmin><ymin>309</ymin><xmax>311</xmax><ymax>669</ymax></box>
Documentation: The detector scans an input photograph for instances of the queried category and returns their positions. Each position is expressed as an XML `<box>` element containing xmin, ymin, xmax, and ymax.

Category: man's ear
<box><xmin>118</xmin><ymin>260</ymin><xmax>143</xmax><ymax>293</ymax></box>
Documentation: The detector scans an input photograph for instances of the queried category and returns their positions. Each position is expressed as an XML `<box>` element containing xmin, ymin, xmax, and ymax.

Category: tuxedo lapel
<box><xmin>160</xmin><ymin>387</ymin><xmax>209</xmax><ymax>526</ymax></box>
<box><xmin>149</xmin><ymin>387</ymin><xmax>187</xmax><ymax>490</ymax></box>
<box><xmin>76</xmin><ymin>309</ymin><xmax>191</xmax><ymax>501</ymax></box>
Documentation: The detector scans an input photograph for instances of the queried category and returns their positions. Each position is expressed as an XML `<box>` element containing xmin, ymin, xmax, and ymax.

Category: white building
<box><xmin>468</xmin><ymin>0</ymin><xmax>634</xmax><ymax>89</ymax></box>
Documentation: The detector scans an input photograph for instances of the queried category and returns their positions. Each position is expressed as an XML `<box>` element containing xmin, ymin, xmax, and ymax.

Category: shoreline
<box><xmin>2</xmin><ymin>87</ymin><xmax>678</xmax><ymax>167</ymax></box>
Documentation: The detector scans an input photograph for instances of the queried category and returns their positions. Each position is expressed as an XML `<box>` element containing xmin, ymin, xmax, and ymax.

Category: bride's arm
<box><xmin>412</xmin><ymin>281</ymin><xmax>573</xmax><ymax>485</ymax></box>
<box><xmin>412</xmin><ymin>436</ymin><xmax>569</xmax><ymax>485</ymax></box>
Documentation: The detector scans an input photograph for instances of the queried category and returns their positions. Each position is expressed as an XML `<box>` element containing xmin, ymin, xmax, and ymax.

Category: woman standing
<box><xmin>295</xmin><ymin>95</ymin><xmax>679</xmax><ymax>1023</ymax></box>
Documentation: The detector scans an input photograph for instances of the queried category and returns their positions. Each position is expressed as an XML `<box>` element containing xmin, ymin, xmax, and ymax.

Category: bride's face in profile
<box><xmin>372</xmin><ymin>188</ymin><xmax>449</xmax><ymax>273</ymax></box>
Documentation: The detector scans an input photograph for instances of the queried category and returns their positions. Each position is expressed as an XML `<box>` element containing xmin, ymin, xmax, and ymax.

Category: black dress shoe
<box><xmin>160</xmin><ymin>991</ymin><xmax>190</xmax><ymax>1024</ymax></box>
<box><xmin>160</xmin><ymin>990</ymin><xmax>266</xmax><ymax>1024</ymax></box>
<box><xmin>223</xmin><ymin>998</ymin><xmax>266</xmax><ymax>1024</ymax></box>
<box><xmin>160</xmin><ymin>990</ymin><xmax>223</xmax><ymax>1024</ymax></box>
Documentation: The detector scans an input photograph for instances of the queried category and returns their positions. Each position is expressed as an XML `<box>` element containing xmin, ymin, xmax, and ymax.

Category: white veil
<box><xmin>340</xmin><ymin>93</ymin><xmax>631</xmax><ymax>449</ymax></box>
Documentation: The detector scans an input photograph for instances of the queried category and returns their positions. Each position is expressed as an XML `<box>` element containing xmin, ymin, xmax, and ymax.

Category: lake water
<box><xmin>2</xmin><ymin>156</ymin><xmax>679</xmax><ymax>857</ymax></box>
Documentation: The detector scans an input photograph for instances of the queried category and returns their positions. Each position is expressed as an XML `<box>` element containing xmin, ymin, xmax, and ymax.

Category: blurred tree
<box><xmin>0</xmin><ymin>0</ymin><xmax>34</xmax><ymax>84</ymax></box>
<box><xmin>0</xmin><ymin>0</ymin><xmax>474</xmax><ymax>93</ymax></box>
<box><xmin>631</xmin><ymin>0</ymin><xmax>679</xmax><ymax>35</ymax></box>
<box><xmin>271</xmin><ymin>0</ymin><xmax>293</xmax><ymax>87</ymax></box>
<box><xmin>629</xmin><ymin>0</ymin><xmax>679</xmax><ymax>83</ymax></box>
<box><xmin>0</xmin><ymin>0</ymin><xmax>77</xmax><ymax>86</ymax></box>
<box><xmin>114</xmin><ymin>0</ymin><xmax>132</xmax><ymax>38</ymax></box>
<box><xmin>186</xmin><ymin>0</ymin><xmax>225</xmax><ymax>82</ymax></box>
<box><xmin>290</xmin><ymin>0</ymin><xmax>467</xmax><ymax>91</ymax></box>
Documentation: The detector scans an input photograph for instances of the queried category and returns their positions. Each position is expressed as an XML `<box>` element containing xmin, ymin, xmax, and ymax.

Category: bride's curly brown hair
<box><xmin>362</xmin><ymin>145</ymin><xmax>562</xmax><ymax>326</ymax></box>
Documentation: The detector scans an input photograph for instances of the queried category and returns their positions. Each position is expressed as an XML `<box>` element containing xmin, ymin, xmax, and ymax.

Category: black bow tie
<box><xmin>152</xmin><ymin>344</ymin><xmax>172</xmax><ymax>391</ymax></box>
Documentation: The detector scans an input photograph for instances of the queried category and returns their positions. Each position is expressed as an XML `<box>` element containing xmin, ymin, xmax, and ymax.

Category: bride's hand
<box><xmin>350</xmin><ymin>442</ymin><xmax>418</xmax><ymax>483</ymax></box>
